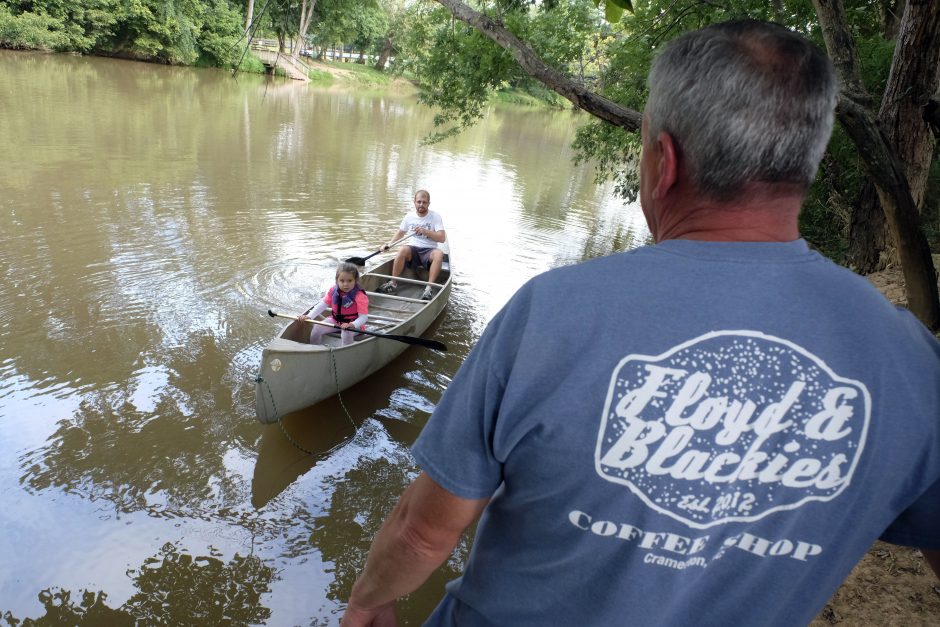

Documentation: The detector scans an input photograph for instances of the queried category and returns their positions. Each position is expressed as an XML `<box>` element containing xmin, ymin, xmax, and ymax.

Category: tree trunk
<box><xmin>814</xmin><ymin>0</ymin><xmax>940</xmax><ymax>330</ymax></box>
<box><xmin>375</xmin><ymin>32</ymin><xmax>394</xmax><ymax>70</ymax></box>
<box><xmin>848</xmin><ymin>0</ymin><xmax>937</xmax><ymax>273</ymax></box>
<box><xmin>882</xmin><ymin>0</ymin><xmax>906</xmax><ymax>39</ymax></box>
<box><xmin>848</xmin><ymin>182</ymin><xmax>888</xmax><ymax>273</ymax></box>
<box><xmin>244</xmin><ymin>0</ymin><xmax>255</xmax><ymax>36</ymax></box>
<box><xmin>881</xmin><ymin>0</ymin><xmax>940</xmax><ymax>212</ymax></box>
<box><xmin>295</xmin><ymin>0</ymin><xmax>317</xmax><ymax>56</ymax></box>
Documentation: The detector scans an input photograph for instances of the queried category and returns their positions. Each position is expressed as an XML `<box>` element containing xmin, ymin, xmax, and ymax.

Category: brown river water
<box><xmin>0</xmin><ymin>49</ymin><xmax>647</xmax><ymax>624</ymax></box>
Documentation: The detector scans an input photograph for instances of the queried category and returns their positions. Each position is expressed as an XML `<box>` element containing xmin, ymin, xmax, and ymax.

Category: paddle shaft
<box><xmin>267</xmin><ymin>310</ymin><xmax>447</xmax><ymax>351</ymax></box>
<box><xmin>345</xmin><ymin>231</ymin><xmax>416</xmax><ymax>266</ymax></box>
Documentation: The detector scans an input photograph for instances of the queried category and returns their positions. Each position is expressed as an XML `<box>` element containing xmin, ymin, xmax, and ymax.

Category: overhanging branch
<box><xmin>434</xmin><ymin>0</ymin><xmax>642</xmax><ymax>132</ymax></box>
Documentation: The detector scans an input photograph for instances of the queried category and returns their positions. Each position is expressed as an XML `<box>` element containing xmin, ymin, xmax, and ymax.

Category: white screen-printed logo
<box><xmin>595</xmin><ymin>331</ymin><xmax>870</xmax><ymax>529</ymax></box>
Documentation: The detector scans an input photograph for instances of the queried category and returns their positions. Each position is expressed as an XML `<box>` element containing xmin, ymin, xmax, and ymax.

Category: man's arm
<box><xmin>341</xmin><ymin>471</ymin><xmax>489</xmax><ymax>627</ymax></box>
<box><xmin>384</xmin><ymin>230</ymin><xmax>406</xmax><ymax>250</ymax></box>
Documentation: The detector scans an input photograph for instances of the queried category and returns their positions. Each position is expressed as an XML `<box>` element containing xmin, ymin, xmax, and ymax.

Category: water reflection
<box><xmin>0</xmin><ymin>49</ymin><xmax>645</xmax><ymax>623</ymax></box>
<box><xmin>18</xmin><ymin>331</ymin><xmax>254</xmax><ymax>517</ymax></box>
<box><xmin>304</xmin><ymin>427</ymin><xmax>470</xmax><ymax>624</ymax></box>
<box><xmin>1</xmin><ymin>543</ymin><xmax>275</xmax><ymax>625</ymax></box>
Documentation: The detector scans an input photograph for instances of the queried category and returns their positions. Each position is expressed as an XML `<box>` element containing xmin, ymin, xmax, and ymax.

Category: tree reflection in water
<box><xmin>1</xmin><ymin>543</ymin><xmax>274</xmax><ymax>626</ymax></box>
<box><xmin>311</xmin><ymin>453</ymin><xmax>473</xmax><ymax>621</ymax></box>
<box><xmin>17</xmin><ymin>332</ymin><xmax>252</xmax><ymax>518</ymax></box>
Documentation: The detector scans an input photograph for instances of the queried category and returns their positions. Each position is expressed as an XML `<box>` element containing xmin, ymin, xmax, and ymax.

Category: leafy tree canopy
<box><xmin>0</xmin><ymin>0</ymin><xmax>245</xmax><ymax>66</ymax></box>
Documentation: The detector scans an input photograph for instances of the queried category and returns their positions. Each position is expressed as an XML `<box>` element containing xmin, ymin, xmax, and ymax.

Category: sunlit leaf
<box><xmin>607</xmin><ymin>0</ymin><xmax>633</xmax><ymax>10</ymax></box>
<box><xmin>604</xmin><ymin>0</ymin><xmax>624</xmax><ymax>23</ymax></box>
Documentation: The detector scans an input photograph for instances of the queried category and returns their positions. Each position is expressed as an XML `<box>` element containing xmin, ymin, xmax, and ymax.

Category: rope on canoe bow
<box><xmin>328</xmin><ymin>347</ymin><xmax>358</xmax><ymax>432</ymax></box>
<box><xmin>255</xmin><ymin>347</ymin><xmax>358</xmax><ymax>457</ymax></box>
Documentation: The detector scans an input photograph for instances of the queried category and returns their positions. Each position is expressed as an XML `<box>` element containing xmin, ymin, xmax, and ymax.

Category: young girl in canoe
<box><xmin>297</xmin><ymin>262</ymin><xmax>369</xmax><ymax>345</ymax></box>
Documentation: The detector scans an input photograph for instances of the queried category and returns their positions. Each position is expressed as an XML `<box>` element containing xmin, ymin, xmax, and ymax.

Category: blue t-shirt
<box><xmin>413</xmin><ymin>239</ymin><xmax>940</xmax><ymax>627</ymax></box>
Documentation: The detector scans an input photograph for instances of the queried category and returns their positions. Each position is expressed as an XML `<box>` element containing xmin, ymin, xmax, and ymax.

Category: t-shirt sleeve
<box><xmin>308</xmin><ymin>301</ymin><xmax>329</xmax><ymax>318</ymax></box>
<box><xmin>879</xmin><ymin>476</ymin><xmax>940</xmax><ymax>549</ymax></box>
<box><xmin>412</xmin><ymin>287</ymin><xmax>529</xmax><ymax>500</ymax></box>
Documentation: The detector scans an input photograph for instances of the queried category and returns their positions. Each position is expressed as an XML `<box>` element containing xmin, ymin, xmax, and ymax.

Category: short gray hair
<box><xmin>646</xmin><ymin>20</ymin><xmax>838</xmax><ymax>200</ymax></box>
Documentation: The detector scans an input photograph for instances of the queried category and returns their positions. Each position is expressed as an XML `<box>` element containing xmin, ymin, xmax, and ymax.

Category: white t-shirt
<box><xmin>399</xmin><ymin>210</ymin><xmax>444</xmax><ymax>249</ymax></box>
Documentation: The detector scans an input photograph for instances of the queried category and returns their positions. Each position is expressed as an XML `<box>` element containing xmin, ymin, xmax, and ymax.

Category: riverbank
<box><xmin>289</xmin><ymin>56</ymin><xmax>418</xmax><ymax>93</ymax></box>
<box><xmin>295</xmin><ymin>56</ymin><xmax>561</xmax><ymax>110</ymax></box>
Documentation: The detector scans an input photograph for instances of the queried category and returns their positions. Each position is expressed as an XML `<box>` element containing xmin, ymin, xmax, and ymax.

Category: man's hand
<box><xmin>341</xmin><ymin>601</ymin><xmax>398</xmax><ymax>627</ymax></box>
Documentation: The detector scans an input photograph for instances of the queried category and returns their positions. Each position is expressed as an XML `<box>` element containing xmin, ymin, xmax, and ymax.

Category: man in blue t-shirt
<box><xmin>342</xmin><ymin>20</ymin><xmax>940</xmax><ymax>627</ymax></box>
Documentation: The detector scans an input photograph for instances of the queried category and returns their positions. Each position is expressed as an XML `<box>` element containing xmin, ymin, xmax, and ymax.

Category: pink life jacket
<box><xmin>329</xmin><ymin>284</ymin><xmax>364</xmax><ymax>324</ymax></box>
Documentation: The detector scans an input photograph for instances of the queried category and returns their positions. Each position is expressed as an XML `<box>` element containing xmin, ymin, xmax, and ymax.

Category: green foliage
<box><xmin>331</xmin><ymin>59</ymin><xmax>392</xmax><ymax>84</ymax></box>
<box><xmin>236</xmin><ymin>51</ymin><xmax>266</xmax><ymax>73</ymax></box>
<box><xmin>195</xmin><ymin>0</ymin><xmax>244</xmax><ymax>66</ymax></box>
<box><xmin>400</xmin><ymin>4</ymin><xmax>520</xmax><ymax>141</ymax></box>
<box><xmin>307</xmin><ymin>66</ymin><xmax>335</xmax><ymax>85</ymax></box>
<box><xmin>853</xmin><ymin>32</ymin><xmax>895</xmax><ymax>97</ymax></box>
<box><xmin>394</xmin><ymin>0</ymin><xmax>601</xmax><ymax>141</ymax></box>
<box><xmin>573</xmin><ymin>119</ymin><xmax>639</xmax><ymax>199</ymax></box>
<box><xmin>0</xmin><ymin>0</ymin><xmax>244</xmax><ymax>67</ymax></box>
<box><xmin>800</xmin><ymin>127</ymin><xmax>858</xmax><ymax>262</ymax></box>
<box><xmin>311</xmin><ymin>0</ymin><xmax>387</xmax><ymax>52</ymax></box>
<box><xmin>395</xmin><ymin>0</ymin><xmax>915</xmax><ymax>265</ymax></box>
<box><xmin>0</xmin><ymin>5</ymin><xmax>70</xmax><ymax>50</ymax></box>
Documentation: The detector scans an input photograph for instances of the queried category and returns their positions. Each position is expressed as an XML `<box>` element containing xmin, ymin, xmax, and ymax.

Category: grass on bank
<box><xmin>318</xmin><ymin>59</ymin><xmax>394</xmax><ymax>86</ymax></box>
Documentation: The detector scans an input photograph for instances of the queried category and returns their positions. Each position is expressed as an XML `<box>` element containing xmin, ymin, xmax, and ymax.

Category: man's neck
<box><xmin>655</xmin><ymin>183</ymin><xmax>804</xmax><ymax>243</ymax></box>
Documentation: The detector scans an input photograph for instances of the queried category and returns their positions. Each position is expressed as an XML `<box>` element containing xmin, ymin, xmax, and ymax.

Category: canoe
<box><xmin>254</xmin><ymin>252</ymin><xmax>452</xmax><ymax>424</ymax></box>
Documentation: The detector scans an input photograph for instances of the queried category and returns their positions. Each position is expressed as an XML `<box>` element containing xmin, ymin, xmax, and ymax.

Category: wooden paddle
<box><xmin>267</xmin><ymin>310</ymin><xmax>447</xmax><ymax>351</ymax></box>
<box><xmin>345</xmin><ymin>232</ymin><xmax>417</xmax><ymax>266</ymax></box>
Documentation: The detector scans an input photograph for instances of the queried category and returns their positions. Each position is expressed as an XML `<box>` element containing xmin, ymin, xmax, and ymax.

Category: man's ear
<box><xmin>652</xmin><ymin>131</ymin><xmax>679</xmax><ymax>200</ymax></box>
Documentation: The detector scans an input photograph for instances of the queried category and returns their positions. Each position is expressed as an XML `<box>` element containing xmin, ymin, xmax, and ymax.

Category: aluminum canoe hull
<box><xmin>254</xmin><ymin>257</ymin><xmax>451</xmax><ymax>423</ymax></box>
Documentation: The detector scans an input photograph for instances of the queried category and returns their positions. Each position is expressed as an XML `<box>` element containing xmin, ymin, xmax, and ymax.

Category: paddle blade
<box><xmin>345</xmin><ymin>256</ymin><xmax>367</xmax><ymax>266</ymax></box>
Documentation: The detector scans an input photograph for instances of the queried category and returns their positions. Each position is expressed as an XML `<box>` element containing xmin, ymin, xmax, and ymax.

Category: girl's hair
<box><xmin>336</xmin><ymin>262</ymin><xmax>360</xmax><ymax>281</ymax></box>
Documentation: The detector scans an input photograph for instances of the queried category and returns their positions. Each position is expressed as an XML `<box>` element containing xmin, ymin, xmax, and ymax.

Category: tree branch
<box><xmin>433</xmin><ymin>0</ymin><xmax>642</xmax><ymax>131</ymax></box>
<box><xmin>813</xmin><ymin>0</ymin><xmax>940</xmax><ymax>330</ymax></box>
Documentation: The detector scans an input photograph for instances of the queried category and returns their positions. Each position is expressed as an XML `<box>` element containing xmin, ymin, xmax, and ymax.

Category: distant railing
<box><xmin>252</xmin><ymin>48</ymin><xmax>309</xmax><ymax>82</ymax></box>
<box><xmin>249</xmin><ymin>38</ymin><xmax>392</xmax><ymax>67</ymax></box>
<box><xmin>249</xmin><ymin>38</ymin><xmax>279</xmax><ymax>50</ymax></box>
